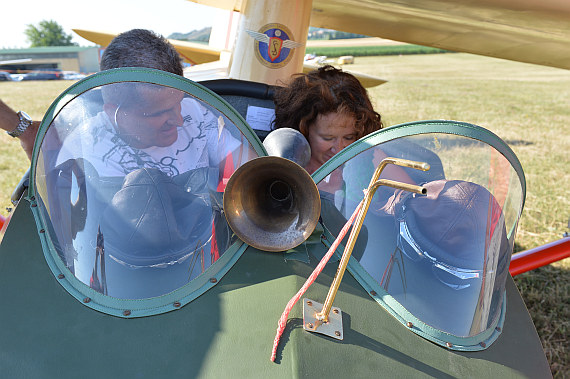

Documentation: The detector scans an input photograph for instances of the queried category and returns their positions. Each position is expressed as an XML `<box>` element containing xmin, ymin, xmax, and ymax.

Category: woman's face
<box><xmin>306</xmin><ymin>111</ymin><xmax>358</xmax><ymax>173</ymax></box>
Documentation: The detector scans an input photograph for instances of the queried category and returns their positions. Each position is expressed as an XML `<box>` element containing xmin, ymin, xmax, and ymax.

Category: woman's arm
<box><xmin>373</xmin><ymin>148</ymin><xmax>415</xmax><ymax>184</ymax></box>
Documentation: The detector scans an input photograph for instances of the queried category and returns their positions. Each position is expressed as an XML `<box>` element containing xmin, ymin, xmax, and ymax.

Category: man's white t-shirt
<box><xmin>56</xmin><ymin>98</ymin><xmax>241</xmax><ymax>177</ymax></box>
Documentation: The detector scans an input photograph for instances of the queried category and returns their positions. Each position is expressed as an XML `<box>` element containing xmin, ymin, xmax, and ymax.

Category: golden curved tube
<box><xmin>315</xmin><ymin>158</ymin><xmax>429</xmax><ymax>323</ymax></box>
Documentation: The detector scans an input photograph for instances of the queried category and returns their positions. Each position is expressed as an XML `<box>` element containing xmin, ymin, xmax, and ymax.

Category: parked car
<box><xmin>10</xmin><ymin>73</ymin><xmax>25</xmax><ymax>81</ymax></box>
<box><xmin>63</xmin><ymin>71</ymin><xmax>87</xmax><ymax>80</ymax></box>
<box><xmin>21</xmin><ymin>69</ymin><xmax>64</xmax><ymax>81</ymax></box>
<box><xmin>0</xmin><ymin>71</ymin><xmax>12</xmax><ymax>81</ymax></box>
<box><xmin>337</xmin><ymin>55</ymin><xmax>355</xmax><ymax>65</ymax></box>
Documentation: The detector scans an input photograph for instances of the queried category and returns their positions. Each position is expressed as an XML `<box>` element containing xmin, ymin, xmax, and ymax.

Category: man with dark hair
<box><xmin>34</xmin><ymin>30</ymin><xmax>245</xmax><ymax>297</ymax></box>
<box><xmin>52</xmin><ymin>29</ymin><xmax>240</xmax><ymax>178</ymax></box>
<box><xmin>100</xmin><ymin>29</ymin><xmax>183</xmax><ymax>75</ymax></box>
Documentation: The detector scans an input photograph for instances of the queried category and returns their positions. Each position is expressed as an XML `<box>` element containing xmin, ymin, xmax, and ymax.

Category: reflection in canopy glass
<box><xmin>34</xmin><ymin>80</ymin><xmax>259</xmax><ymax>300</ymax></box>
<box><xmin>316</xmin><ymin>130</ymin><xmax>524</xmax><ymax>349</ymax></box>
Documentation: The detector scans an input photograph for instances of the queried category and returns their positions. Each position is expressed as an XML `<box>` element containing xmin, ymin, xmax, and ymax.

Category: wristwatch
<box><xmin>7</xmin><ymin>111</ymin><xmax>33</xmax><ymax>138</ymax></box>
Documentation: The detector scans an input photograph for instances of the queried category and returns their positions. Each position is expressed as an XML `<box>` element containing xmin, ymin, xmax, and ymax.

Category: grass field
<box><xmin>356</xmin><ymin>54</ymin><xmax>569</xmax><ymax>377</ymax></box>
<box><xmin>305</xmin><ymin>44</ymin><xmax>448</xmax><ymax>57</ymax></box>
<box><xmin>0</xmin><ymin>53</ymin><xmax>568</xmax><ymax>376</ymax></box>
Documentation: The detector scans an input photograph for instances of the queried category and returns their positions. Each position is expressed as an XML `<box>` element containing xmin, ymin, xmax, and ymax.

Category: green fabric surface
<box><xmin>0</xmin><ymin>201</ymin><xmax>550</xmax><ymax>378</ymax></box>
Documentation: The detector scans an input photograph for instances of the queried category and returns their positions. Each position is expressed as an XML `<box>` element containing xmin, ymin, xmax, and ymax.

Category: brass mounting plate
<box><xmin>302</xmin><ymin>298</ymin><xmax>343</xmax><ymax>340</ymax></box>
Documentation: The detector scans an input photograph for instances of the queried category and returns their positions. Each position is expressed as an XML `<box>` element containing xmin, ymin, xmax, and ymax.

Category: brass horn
<box><xmin>223</xmin><ymin>156</ymin><xmax>321</xmax><ymax>252</ymax></box>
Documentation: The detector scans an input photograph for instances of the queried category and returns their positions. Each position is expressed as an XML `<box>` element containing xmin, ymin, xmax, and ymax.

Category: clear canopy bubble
<box><xmin>316</xmin><ymin>127</ymin><xmax>524</xmax><ymax>348</ymax></box>
<box><xmin>34</xmin><ymin>80</ymin><xmax>259</xmax><ymax>299</ymax></box>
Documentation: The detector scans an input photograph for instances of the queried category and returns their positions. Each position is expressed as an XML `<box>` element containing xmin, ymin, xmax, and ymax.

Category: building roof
<box><xmin>0</xmin><ymin>46</ymin><xmax>96</xmax><ymax>54</ymax></box>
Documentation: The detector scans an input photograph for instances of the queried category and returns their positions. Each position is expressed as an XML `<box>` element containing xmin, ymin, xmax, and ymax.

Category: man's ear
<box><xmin>103</xmin><ymin>103</ymin><xmax>118</xmax><ymax>124</ymax></box>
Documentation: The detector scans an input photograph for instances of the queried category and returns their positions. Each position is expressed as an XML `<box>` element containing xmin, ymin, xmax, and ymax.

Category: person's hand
<box><xmin>318</xmin><ymin>168</ymin><xmax>344</xmax><ymax>194</ymax></box>
<box><xmin>373</xmin><ymin>149</ymin><xmax>414</xmax><ymax>184</ymax></box>
<box><xmin>0</xmin><ymin>100</ymin><xmax>38</xmax><ymax>161</ymax></box>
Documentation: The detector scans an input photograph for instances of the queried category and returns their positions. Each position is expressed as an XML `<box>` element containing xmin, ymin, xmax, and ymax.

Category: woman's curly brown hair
<box><xmin>272</xmin><ymin>65</ymin><xmax>383</xmax><ymax>139</ymax></box>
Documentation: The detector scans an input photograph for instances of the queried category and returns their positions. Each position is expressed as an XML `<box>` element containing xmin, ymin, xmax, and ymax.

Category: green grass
<box><xmin>0</xmin><ymin>54</ymin><xmax>569</xmax><ymax>376</ymax></box>
<box><xmin>354</xmin><ymin>54</ymin><xmax>570</xmax><ymax>377</ymax></box>
<box><xmin>305</xmin><ymin>44</ymin><xmax>448</xmax><ymax>57</ymax></box>
<box><xmin>0</xmin><ymin>80</ymin><xmax>71</xmax><ymax>215</ymax></box>
<box><xmin>356</xmin><ymin>54</ymin><xmax>570</xmax><ymax>251</ymax></box>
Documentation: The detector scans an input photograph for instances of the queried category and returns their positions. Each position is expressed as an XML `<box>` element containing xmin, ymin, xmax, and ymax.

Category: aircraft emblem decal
<box><xmin>247</xmin><ymin>23</ymin><xmax>303</xmax><ymax>68</ymax></box>
<box><xmin>268</xmin><ymin>36</ymin><xmax>283</xmax><ymax>61</ymax></box>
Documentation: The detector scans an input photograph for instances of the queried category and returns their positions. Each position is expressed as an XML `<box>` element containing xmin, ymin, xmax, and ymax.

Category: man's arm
<box><xmin>0</xmin><ymin>99</ymin><xmax>39</xmax><ymax>161</ymax></box>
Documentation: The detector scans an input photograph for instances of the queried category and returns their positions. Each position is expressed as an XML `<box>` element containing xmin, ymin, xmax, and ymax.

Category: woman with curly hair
<box><xmin>272</xmin><ymin>65</ymin><xmax>383</xmax><ymax>174</ymax></box>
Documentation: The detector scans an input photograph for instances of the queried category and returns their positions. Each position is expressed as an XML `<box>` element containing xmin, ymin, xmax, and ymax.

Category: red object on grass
<box><xmin>510</xmin><ymin>237</ymin><xmax>570</xmax><ymax>276</ymax></box>
<box><xmin>0</xmin><ymin>214</ymin><xmax>6</xmax><ymax>234</ymax></box>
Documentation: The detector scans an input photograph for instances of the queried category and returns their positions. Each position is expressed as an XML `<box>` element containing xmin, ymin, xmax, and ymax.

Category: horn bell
<box><xmin>223</xmin><ymin>156</ymin><xmax>321</xmax><ymax>252</ymax></box>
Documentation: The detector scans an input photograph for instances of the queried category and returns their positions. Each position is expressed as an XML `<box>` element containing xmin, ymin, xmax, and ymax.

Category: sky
<box><xmin>0</xmin><ymin>0</ymin><xmax>222</xmax><ymax>48</ymax></box>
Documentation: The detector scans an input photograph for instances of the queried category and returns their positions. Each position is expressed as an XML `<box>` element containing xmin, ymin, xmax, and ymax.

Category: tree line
<box><xmin>24</xmin><ymin>20</ymin><xmax>77</xmax><ymax>47</ymax></box>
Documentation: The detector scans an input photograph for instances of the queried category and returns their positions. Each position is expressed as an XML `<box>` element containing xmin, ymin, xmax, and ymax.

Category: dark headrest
<box><xmin>397</xmin><ymin>180</ymin><xmax>508</xmax><ymax>270</ymax></box>
<box><xmin>101</xmin><ymin>168</ymin><xmax>212</xmax><ymax>266</ymax></box>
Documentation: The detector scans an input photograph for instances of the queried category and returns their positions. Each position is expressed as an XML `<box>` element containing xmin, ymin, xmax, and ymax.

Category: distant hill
<box><xmin>168</xmin><ymin>27</ymin><xmax>211</xmax><ymax>43</ymax></box>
